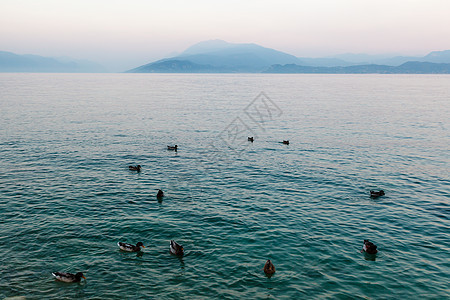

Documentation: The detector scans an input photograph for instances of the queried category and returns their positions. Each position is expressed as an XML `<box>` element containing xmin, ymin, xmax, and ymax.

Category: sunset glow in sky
<box><xmin>1</xmin><ymin>0</ymin><xmax>449</xmax><ymax>71</ymax></box>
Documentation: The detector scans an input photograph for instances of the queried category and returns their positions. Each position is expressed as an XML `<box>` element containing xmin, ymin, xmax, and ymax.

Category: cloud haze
<box><xmin>1</xmin><ymin>0</ymin><xmax>449</xmax><ymax>71</ymax></box>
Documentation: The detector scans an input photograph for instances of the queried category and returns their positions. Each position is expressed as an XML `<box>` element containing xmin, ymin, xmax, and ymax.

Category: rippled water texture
<box><xmin>0</xmin><ymin>74</ymin><xmax>449</xmax><ymax>299</ymax></box>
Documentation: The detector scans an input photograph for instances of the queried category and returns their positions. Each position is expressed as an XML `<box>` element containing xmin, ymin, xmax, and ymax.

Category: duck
<box><xmin>52</xmin><ymin>272</ymin><xmax>86</xmax><ymax>283</ymax></box>
<box><xmin>282</xmin><ymin>140</ymin><xmax>289</xmax><ymax>145</ymax></box>
<box><xmin>248</xmin><ymin>137</ymin><xmax>254</xmax><ymax>142</ymax></box>
<box><xmin>370</xmin><ymin>190</ymin><xmax>385</xmax><ymax>198</ymax></box>
<box><xmin>361</xmin><ymin>239</ymin><xmax>378</xmax><ymax>254</ymax></box>
<box><xmin>129</xmin><ymin>165</ymin><xmax>142</xmax><ymax>172</ymax></box>
<box><xmin>167</xmin><ymin>145</ymin><xmax>178</xmax><ymax>151</ymax></box>
<box><xmin>117</xmin><ymin>241</ymin><xmax>145</xmax><ymax>252</ymax></box>
<box><xmin>170</xmin><ymin>240</ymin><xmax>184</xmax><ymax>256</ymax></box>
<box><xmin>264</xmin><ymin>260</ymin><xmax>276</xmax><ymax>275</ymax></box>
<box><xmin>157</xmin><ymin>189</ymin><xmax>164</xmax><ymax>199</ymax></box>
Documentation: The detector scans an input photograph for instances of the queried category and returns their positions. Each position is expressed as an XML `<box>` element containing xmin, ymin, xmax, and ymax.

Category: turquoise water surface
<box><xmin>0</xmin><ymin>74</ymin><xmax>449</xmax><ymax>299</ymax></box>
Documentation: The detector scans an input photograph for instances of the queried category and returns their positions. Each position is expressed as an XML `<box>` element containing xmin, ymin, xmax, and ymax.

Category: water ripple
<box><xmin>1</xmin><ymin>74</ymin><xmax>449</xmax><ymax>299</ymax></box>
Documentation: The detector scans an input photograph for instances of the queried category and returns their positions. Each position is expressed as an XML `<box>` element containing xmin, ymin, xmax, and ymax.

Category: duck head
<box><xmin>175</xmin><ymin>243</ymin><xmax>184</xmax><ymax>254</ymax></box>
<box><xmin>171</xmin><ymin>241</ymin><xmax>184</xmax><ymax>255</ymax></box>
<box><xmin>75</xmin><ymin>272</ymin><xmax>86</xmax><ymax>280</ymax></box>
<box><xmin>363</xmin><ymin>240</ymin><xmax>377</xmax><ymax>254</ymax></box>
<box><xmin>136</xmin><ymin>242</ymin><xmax>145</xmax><ymax>248</ymax></box>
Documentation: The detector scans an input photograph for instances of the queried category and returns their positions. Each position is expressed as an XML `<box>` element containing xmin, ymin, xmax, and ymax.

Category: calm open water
<box><xmin>0</xmin><ymin>74</ymin><xmax>449</xmax><ymax>299</ymax></box>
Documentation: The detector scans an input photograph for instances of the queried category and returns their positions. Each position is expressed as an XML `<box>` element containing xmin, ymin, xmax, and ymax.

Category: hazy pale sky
<box><xmin>1</xmin><ymin>0</ymin><xmax>450</xmax><ymax>71</ymax></box>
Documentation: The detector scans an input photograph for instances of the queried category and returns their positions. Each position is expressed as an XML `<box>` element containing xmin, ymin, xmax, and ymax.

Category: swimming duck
<box><xmin>129</xmin><ymin>165</ymin><xmax>142</xmax><ymax>172</ymax></box>
<box><xmin>167</xmin><ymin>145</ymin><xmax>178</xmax><ymax>151</ymax></box>
<box><xmin>264</xmin><ymin>260</ymin><xmax>276</xmax><ymax>275</ymax></box>
<box><xmin>370</xmin><ymin>190</ymin><xmax>385</xmax><ymax>198</ymax></box>
<box><xmin>52</xmin><ymin>272</ymin><xmax>86</xmax><ymax>283</ymax></box>
<box><xmin>170</xmin><ymin>240</ymin><xmax>184</xmax><ymax>256</ymax></box>
<box><xmin>157</xmin><ymin>189</ymin><xmax>164</xmax><ymax>199</ymax></box>
<box><xmin>248</xmin><ymin>137</ymin><xmax>254</xmax><ymax>142</ymax></box>
<box><xmin>361</xmin><ymin>239</ymin><xmax>378</xmax><ymax>254</ymax></box>
<box><xmin>117</xmin><ymin>242</ymin><xmax>145</xmax><ymax>252</ymax></box>
<box><xmin>282</xmin><ymin>140</ymin><xmax>289</xmax><ymax>145</ymax></box>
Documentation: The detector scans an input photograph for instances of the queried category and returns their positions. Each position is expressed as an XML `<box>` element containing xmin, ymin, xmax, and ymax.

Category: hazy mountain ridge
<box><xmin>129</xmin><ymin>40</ymin><xmax>301</xmax><ymax>73</ymax></box>
<box><xmin>127</xmin><ymin>60</ymin><xmax>220</xmax><ymax>73</ymax></box>
<box><xmin>3</xmin><ymin>40</ymin><xmax>450</xmax><ymax>73</ymax></box>
<box><xmin>329</xmin><ymin>50</ymin><xmax>450</xmax><ymax>66</ymax></box>
<box><xmin>0</xmin><ymin>51</ymin><xmax>106</xmax><ymax>72</ymax></box>
<box><xmin>128</xmin><ymin>40</ymin><xmax>450</xmax><ymax>73</ymax></box>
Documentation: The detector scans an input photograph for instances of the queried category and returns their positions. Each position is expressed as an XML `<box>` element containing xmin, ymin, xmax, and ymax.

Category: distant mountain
<box><xmin>3</xmin><ymin>42</ymin><xmax>450</xmax><ymax>73</ymax></box>
<box><xmin>422</xmin><ymin>50</ymin><xmax>450</xmax><ymax>63</ymax></box>
<box><xmin>129</xmin><ymin>40</ymin><xmax>450</xmax><ymax>73</ymax></box>
<box><xmin>128</xmin><ymin>40</ymin><xmax>301</xmax><ymax>73</ymax></box>
<box><xmin>381</xmin><ymin>50</ymin><xmax>450</xmax><ymax>66</ymax></box>
<box><xmin>329</xmin><ymin>50</ymin><xmax>450</xmax><ymax>66</ymax></box>
<box><xmin>180</xmin><ymin>39</ymin><xmax>235</xmax><ymax>56</ymax></box>
<box><xmin>0</xmin><ymin>51</ymin><xmax>106</xmax><ymax>72</ymax></box>
<box><xmin>264</xmin><ymin>61</ymin><xmax>450</xmax><ymax>74</ymax></box>
<box><xmin>128</xmin><ymin>60</ymin><xmax>219</xmax><ymax>73</ymax></box>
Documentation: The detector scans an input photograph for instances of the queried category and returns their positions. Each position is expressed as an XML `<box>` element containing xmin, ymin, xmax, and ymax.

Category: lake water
<box><xmin>0</xmin><ymin>73</ymin><xmax>449</xmax><ymax>299</ymax></box>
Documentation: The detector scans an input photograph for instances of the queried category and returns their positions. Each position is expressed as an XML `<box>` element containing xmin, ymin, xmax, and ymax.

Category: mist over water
<box><xmin>0</xmin><ymin>74</ymin><xmax>449</xmax><ymax>298</ymax></box>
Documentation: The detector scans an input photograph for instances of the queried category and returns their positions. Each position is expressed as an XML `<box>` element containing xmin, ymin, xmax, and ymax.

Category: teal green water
<box><xmin>0</xmin><ymin>74</ymin><xmax>449</xmax><ymax>299</ymax></box>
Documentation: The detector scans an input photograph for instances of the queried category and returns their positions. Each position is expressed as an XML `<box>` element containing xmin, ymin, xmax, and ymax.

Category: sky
<box><xmin>1</xmin><ymin>0</ymin><xmax>450</xmax><ymax>71</ymax></box>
